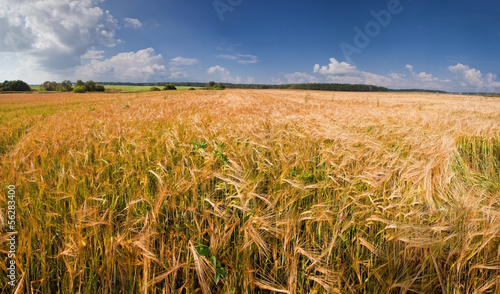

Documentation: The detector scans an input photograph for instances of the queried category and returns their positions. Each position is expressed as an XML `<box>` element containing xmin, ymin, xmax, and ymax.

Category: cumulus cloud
<box><xmin>405</xmin><ymin>64</ymin><xmax>449</xmax><ymax>89</ymax></box>
<box><xmin>285</xmin><ymin>72</ymin><xmax>318</xmax><ymax>83</ymax></box>
<box><xmin>362</xmin><ymin>72</ymin><xmax>393</xmax><ymax>87</ymax></box>
<box><xmin>313</xmin><ymin>58</ymin><xmax>357</xmax><ymax>75</ymax></box>
<box><xmin>124</xmin><ymin>17</ymin><xmax>142</xmax><ymax>28</ymax></box>
<box><xmin>81</xmin><ymin>49</ymin><xmax>105</xmax><ymax>59</ymax></box>
<box><xmin>207</xmin><ymin>65</ymin><xmax>241</xmax><ymax>83</ymax></box>
<box><xmin>76</xmin><ymin>47</ymin><xmax>166</xmax><ymax>81</ymax></box>
<box><xmin>313</xmin><ymin>57</ymin><xmax>391</xmax><ymax>87</ymax></box>
<box><xmin>485</xmin><ymin>73</ymin><xmax>497</xmax><ymax>84</ymax></box>
<box><xmin>448</xmin><ymin>63</ymin><xmax>500</xmax><ymax>91</ymax></box>
<box><xmin>389</xmin><ymin>73</ymin><xmax>406</xmax><ymax>80</ymax></box>
<box><xmin>312</xmin><ymin>58</ymin><xmax>459</xmax><ymax>90</ymax></box>
<box><xmin>416</xmin><ymin>72</ymin><xmax>437</xmax><ymax>82</ymax></box>
<box><xmin>448</xmin><ymin>63</ymin><xmax>484</xmax><ymax>88</ymax></box>
<box><xmin>207</xmin><ymin>65</ymin><xmax>229</xmax><ymax>75</ymax></box>
<box><xmin>310</xmin><ymin>58</ymin><xmax>499</xmax><ymax>92</ymax></box>
<box><xmin>484</xmin><ymin>73</ymin><xmax>500</xmax><ymax>88</ymax></box>
<box><xmin>216</xmin><ymin>54</ymin><xmax>260</xmax><ymax>64</ymax></box>
<box><xmin>0</xmin><ymin>0</ymin><xmax>119</xmax><ymax>70</ymax></box>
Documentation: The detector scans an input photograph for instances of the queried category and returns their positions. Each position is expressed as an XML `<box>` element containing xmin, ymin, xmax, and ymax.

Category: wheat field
<box><xmin>1</xmin><ymin>89</ymin><xmax>499</xmax><ymax>293</ymax></box>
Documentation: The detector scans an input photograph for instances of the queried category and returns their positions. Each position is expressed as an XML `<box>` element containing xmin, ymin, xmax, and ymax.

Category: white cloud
<box><xmin>285</xmin><ymin>72</ymin><xmax>318</xmax><ymax>83</ymax></box>
<box><xmin>448</xmin><ymin>63</ymin><xmax>500</xmax><ymax>91</ymax></box>
<box><xmin>207</xmin><ymin>65</ymin><xmax>241</xmax><ymax>83</ymax></box>
<box><xmin>81</xmin><ymin>49</ymin><xmax>105</xmax><ymax>59</ymax></box>
<box><xmin>313</xmin><ymin>58</ymin><xmax>391</xmax><ymax>87</ymax></box>
<box><xmin>313</xmin><ymin>58</ymin><xmax>357</xmax><ymax>75</ymax></box>
<box><xmin>362</xmin><ymin>72</ymin><xmax>393</xmax><ymax>87</ymax></box>
<box><xmin>485</xmin><ymin>73</ymin><xmax>497</xmax><ymax>84</ymax></box>
<box><xmin>76</xmin><ymin>48</ymin><xmax>166</xmax><ymax>81</ymax></box>
<box><xmin>389</xmin><ymin>73</ymin><xmax>406</xmax><ymax>80</ymax></box>
<box><xmin>448</xmin><ymin>63</ymin><xmax>484</xmax><ymax>88</ymax></box>
<box><xmin>0</xmin><ymin>53</ymin><xmax>58</xmax><ymax>84</ymax></box>
<box><xmin>0</xmin><ymin>0</ymin><xmax>119</xmax><ymax>70</ymax></box>
<box><xmin>416</xmin><ymin>72</ymin><xmax>438</xmax><ymax>82</ymax></box>
<box><xmin>207</xmin><ymin>65</ymin><xmax>229</xmax><ymax>75</ymax></box>
<box><xmin>312</xmin><ymin>58</ymin><xmax>463</xmax><ymax>90</ymax></box>
<box><xmin>405</xmin><ymin>64</ymin><xmax>449</xmax><ymax>89</ymax></box>
<box><xmin>216</xmin><ymin>54</ymin><xmax>260</xmax><ymax>64</ymax></box>
<box><xmin>306</xmin><ymin>58</ymin><xmax>499</xmax><ymax>92</ymax></box>
<box><xmin>124</xmin><ymin>17</ymin><xmax>142</xmax><ymax>28</ymax></box>
<box><xmin>170</xmin><ymin>56</ymin><xmax>199</xmax><ymax>66</ymax></box>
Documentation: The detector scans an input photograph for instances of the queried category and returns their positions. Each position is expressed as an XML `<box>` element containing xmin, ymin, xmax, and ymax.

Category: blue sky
<box><xmin>1</xmin><ymin>0</ymin><xmax>499</xmax><ymax>92</ymax></box>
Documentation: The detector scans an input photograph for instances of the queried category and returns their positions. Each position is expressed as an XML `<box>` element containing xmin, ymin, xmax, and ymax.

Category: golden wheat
<box><xmin>0</xmin><ymin>89</ymin><xmax>499</xmax><ymax>293</ymax></box>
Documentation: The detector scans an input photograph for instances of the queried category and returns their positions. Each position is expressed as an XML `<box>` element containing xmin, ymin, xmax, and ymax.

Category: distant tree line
<box><xmin>288</xmin><ymin>83</ymin><xmax>388</xmax><ymax>91</ymax></box>
<box><xmin>40</xmin><ymin>80</ymin><xmax>73</xmax><ymax>92</ymax></box>
<box><xmin>96</xmin><ymin>82</ymin><xmax>389</xmax><ymax>92</ymax></box>
<box><xmin>100</xmin><ymin>82</ymin><xmax>195</xmax><ymax>87</ymax></box>
<box><xmin>0</xmin><ymin>80</ymin><xmax>31</xmax><ymax>92</ymax></box>
<box><xmin>388</xmin><ymin>88</ymin><xmax>448</xmax><ymax>94</ymax></box>
<box><xmin>200</xmin><ymin>82</ymin><xmax>387</xmax><ymax>91</ymax></box>
<box><xmin>40</xmin><ymin>80</ymin><xmax>105</xmax><ymax>93</ymax></box>
<box><xmin>1</xmin><ymin>80</ymin><xmax>459</xmax><ymax>94</ymax></box>
<box><xmin>73</xmin><ymin>80</ymin><xmax>105</xmax><ymax>93</ymax></box>
<box><xmin>205</xmin><ymin>81</ymin><xmax>225</xmax><ymax>90</ymax></box>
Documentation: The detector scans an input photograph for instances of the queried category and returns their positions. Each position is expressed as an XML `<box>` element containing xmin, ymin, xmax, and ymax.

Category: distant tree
<box><xmin>61</xmin><ymin>80</ymin><xmax>73</xmax><ymax>92</ymax></box>
<box><xmin>150</xmin><ymin>87</ymin><xmax>161</xmax><ymax>91</ymax></box>
<box><xmin>73</xmin><ymin>85</ymin><xmax>87</xmax><ymax>93</ymax></box>
<box><xmin>163</xmin><ymin>83</ymin><xmax>177</xmax><ymax>90</ymax></box>
<box><xmin>206</xmin><ymin>81</ymin><xmax>216</xmax><ymax>88</ymax></box>
<box><xmin>41</xmin><ymin>81</ymin><xmax>57</xmax><ymax>91</ymax></box>
<box><xmin>188</xmin><ymin>87</ymin><xmax>196</xmax><ymax>90</ymax></box>
<box><xmin>76</xmin><ymin>80</ymin><xmax>85</xmax><ymax>87</ymax></box>
<box><xmin>215</xmin><ymin>82</ymin><xmax>225</xmax><ymax>90</ymax></box>
<box><xmin>13</xmin><ymin>80</ymin><xmax>31</xmax><ymax>91</ymax></box>
<box><xmin>40</xmin><ymin>81</ymin><xmax>49</xmax><ymax>91</ymax></box>
<box><xmin>85</xmin><ymin>80</ymin><xmax>96</xmax><ymax>92</ymax></box>
<box><xmin>1</xmin><ymin>80</ymin><xmax>31</xmax><ymax>92</ymax></box>
<box><xmin>95</xmin><ymin>84</ymin><xmax>105</xmax><ymax>92</ymax></box>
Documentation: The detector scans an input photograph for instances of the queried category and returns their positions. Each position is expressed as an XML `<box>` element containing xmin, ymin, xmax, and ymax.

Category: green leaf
<box><xmin>215</xmin><ymin>267</ymin><xmax>226</xmax><ymax>283</ymax></box>
<box><xmin>196</xmin><ymin>243</ymin><xmax>210</xmax><ymax>258</ymax></box>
